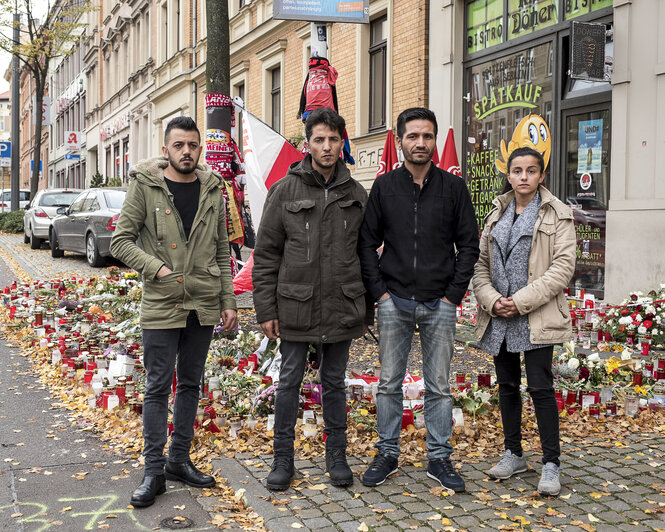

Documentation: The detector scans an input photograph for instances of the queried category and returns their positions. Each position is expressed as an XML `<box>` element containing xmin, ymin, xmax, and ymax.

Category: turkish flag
<box><xmin>439</xmin><ymin>127</ymin><xmax>462</xmax><ymax>177</ymax></box>
<box><xmin>376</xmin><ymin>130</ymin><xmax>400</xmax><ymax>178</ymax></box>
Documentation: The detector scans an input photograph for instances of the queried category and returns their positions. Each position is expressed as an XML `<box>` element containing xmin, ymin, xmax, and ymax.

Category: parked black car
<box><xmin>50</xmin><ymin>188</ymin><xmax>127</xmax><ymax>267</ymax></box>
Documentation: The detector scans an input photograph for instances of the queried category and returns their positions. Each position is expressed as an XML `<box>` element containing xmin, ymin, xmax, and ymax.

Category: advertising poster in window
<box><xmin>577</xmin><ymin>119</ymin><xmax>603</xmax><ymax>174</ymax></box>
<box><xmin>465</xmin><ymin>42</ymin><xmax>553</xmax><ymax>231</ymax></box>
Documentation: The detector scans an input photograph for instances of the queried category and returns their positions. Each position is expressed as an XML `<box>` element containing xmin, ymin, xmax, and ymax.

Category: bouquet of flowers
<box><xmin>454</xmin><ymin>383</ymin><xmax>495</xmax><ymax>422</ymax></box>
<box><xmin>600</xmin><ymin>285</ymin><xmax>665</xmax><ymax>347</ymax></box>
<box><xmin>254</xmin><ymin>383</ymin><xmax>277</xmax><ymax>417</ymax></box>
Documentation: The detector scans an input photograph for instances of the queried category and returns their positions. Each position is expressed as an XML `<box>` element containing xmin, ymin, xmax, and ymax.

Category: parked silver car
<box><xmin>0</xmin><ymin>188</ymin><xmax>31</xmax><ymax>211</ymax></box>
<box><xmin>50</xmin><ymin>188</ymin><xmax>127</xmax><ymax>267</ymax></box>
<box><xmin>23</xmin><ymin>188</ymin><xmax>82</xmax><ymax>249</ymax></box>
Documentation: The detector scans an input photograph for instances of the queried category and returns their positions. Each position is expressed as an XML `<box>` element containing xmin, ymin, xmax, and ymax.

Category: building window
<box><xmin>270</xmin><ymin>67</ymin><xmax>281</xmax><ymax>132</ymax></box>
<box><xmin>369</xmin><ymin>16</ymin><xmax>387</xmax><ymax>131</ymax></box>
<box><xmin>239</xmin><ymin>0</ymin><xmax>245</xmax><ymax>8</ymax></box>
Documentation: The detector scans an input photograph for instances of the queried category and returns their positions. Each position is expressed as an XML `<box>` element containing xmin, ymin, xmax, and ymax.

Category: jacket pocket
<box><xmin>339</xmin><ymin>281</ymin><xmax>366</xmax><ymax>328</ymax></box>
<box><xmin>338</xmin><ymin>199</ymin><xmax>364</xmax><ymax>234</ymax></box>
<box><xmin>277</xmin><ymin>282</ymin><xmax>314</xmax><ymax>331</ymax></box>
<box><xmin>284</xmin><ymin>200</ymin><xmax>316</xmax><ymax>263</ymax></box>
<box><xmin>154</xmin><ymin>203</ymin><xmax>165</xmax><ymax>242</ymax></box>
<box><xmin>143</xmin><ymin>272</ymin><xmax>184</xmax><ymax>308</ymax></box>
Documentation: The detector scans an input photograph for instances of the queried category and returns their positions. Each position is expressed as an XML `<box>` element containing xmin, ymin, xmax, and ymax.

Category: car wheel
<box><xmin>50</xmin><ymin>229</ymin><xmax>64</xmax><ymax>258</ymax></box>
<box><xmin>86</xmin><ymin>233</ymin><xmax>105</xmax><ymax>267</ymax></box>
<box><xmin>30</xmin><ymin>231</ymin><xmax>43</xmax><ymax>250</ymax></box>
<box><xmin>23</xmin><ymin>228</ymin><xmax>30</xmax><ymax>244</ymax></box>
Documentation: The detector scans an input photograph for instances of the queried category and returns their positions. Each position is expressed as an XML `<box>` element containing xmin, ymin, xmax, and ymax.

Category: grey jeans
<box><xmin>141</xmin><ymin>311</ymin><xmax>213</xmax><ymax>475</ymax></box>
<box><xmin>273</xmin><ymin>340</ymin><xmax>351</xmax><ymax>457</ymax></box>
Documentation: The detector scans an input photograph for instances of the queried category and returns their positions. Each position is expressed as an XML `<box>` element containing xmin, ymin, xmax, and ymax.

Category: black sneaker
<box><xmin>266</xmin><ymin>457</ymin><xmax>295</xmax><ymax>491</ymax></box>
<box><xmin>362</xmin><ymin>453</ymin><xmax>398</xmax><ymax>487</ymax></box>
<box><xmin>427</xmin><ymin>458</ymin><xmax>465</xmax><ymax>492</ymax></box>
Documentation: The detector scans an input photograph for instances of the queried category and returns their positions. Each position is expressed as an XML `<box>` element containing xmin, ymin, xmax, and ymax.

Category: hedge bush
<box><xmin>0</xmin><ymin>210</ymin><xmax>25</xmax><ymax>233</ymax></box>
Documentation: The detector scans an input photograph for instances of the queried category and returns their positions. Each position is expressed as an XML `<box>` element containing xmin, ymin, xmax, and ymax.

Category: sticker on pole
<box><xmin>273</xmin><ymin>0</ymin><xmax>369</xmax><ymax>24</ymax></box>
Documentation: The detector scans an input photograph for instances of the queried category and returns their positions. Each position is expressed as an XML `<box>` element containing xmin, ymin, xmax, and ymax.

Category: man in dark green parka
<box><xmin>111</xmin><ymin>117</ymin><xmax>237</xmax><ymax>507</ymax></box>
<box><xmin>253</xmin><ymin>108</ymin><xmax>368</xmax><ymax>490</ymax></box>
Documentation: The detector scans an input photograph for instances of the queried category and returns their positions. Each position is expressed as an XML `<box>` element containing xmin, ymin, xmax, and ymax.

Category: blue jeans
<box><xmin>375</xmin><ymin>297</ymin><xmax>456</xmax><ymax>460</ymax></box>
<box><xmin>141</xmin><ymin>312</ymin><xmax>213</xmax><ymax>475</ymax></box>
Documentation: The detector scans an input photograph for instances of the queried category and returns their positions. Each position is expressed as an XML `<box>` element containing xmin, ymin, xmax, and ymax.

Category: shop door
<box><xmin>562</xmin><ymin>106</ymin><xmax>611</xmax><ymax>300</ymax></box>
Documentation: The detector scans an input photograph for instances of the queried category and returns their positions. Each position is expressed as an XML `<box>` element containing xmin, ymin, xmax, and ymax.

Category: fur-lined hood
<box><xmin>128</xmin><ymin>156</ymin><xmax>220</xmax><ymax>186</ymax></box>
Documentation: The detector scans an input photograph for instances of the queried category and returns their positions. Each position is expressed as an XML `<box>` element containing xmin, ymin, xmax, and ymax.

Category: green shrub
<box><xmin>0</xmin><ymin>210</ymin><xmax>24</xmax><ymax>233</ymax></box>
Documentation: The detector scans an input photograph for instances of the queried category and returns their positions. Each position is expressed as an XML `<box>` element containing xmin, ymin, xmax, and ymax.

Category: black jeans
<box><xmin>141</xmin><ymin>312</ymin><xmax>213</xmax><ymax>475</ymax></box>
<box><xmin>273</xmin><ymin>340</ymin><xmax>351</xmax><ymax>457</ymax></box>
<box><xmin>494</xmin><ymin>342</ymin><xmax>560</xmax><ymax>466</ymax></box>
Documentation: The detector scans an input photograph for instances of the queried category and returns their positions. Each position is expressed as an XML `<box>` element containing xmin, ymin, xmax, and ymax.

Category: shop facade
<box><xmin>431</xmin><ymin>0</ymin><xmax>664</xmax><ymax>303</ymax></box>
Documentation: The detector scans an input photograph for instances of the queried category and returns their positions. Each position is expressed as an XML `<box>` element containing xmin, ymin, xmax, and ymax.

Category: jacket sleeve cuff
<box><xmin>144</xmin><ymin>259</ymin><xmax>165</xmax><ymax>281</ymax></box>
<box><xmin>444</xmin><ymin>287</ymin><xmax>465</xmax><ymax>306</ymax></box>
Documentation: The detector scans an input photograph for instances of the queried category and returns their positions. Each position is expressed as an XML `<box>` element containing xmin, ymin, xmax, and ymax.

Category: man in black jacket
<box><xmin>358</xmin><ymin>108</ymin><xmax>479</xmax><ymax>491</ymax></box>
<box><xmin>253</xmin><ymin>108</ymin><xmax>368</xmax><ymax>491</ymax></box>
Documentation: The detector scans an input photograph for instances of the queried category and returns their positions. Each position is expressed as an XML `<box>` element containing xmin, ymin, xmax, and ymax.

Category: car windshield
<box><xmin>104</xmin><ymin>190</ymin><xmax>126</xmax><ymax>209</ymax></box>
<box><xmin>39</xmin><ymin>192</ymin><xmax>80</xmax><ymax>207</ymax></box>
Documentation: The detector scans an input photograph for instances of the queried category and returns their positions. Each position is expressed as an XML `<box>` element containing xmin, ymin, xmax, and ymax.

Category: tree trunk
<box><xmin>204</xmin><ymin>0</ymin><xmax>233</xmax><ymax>180</ymax></box>
<box><xmin>206</xmin><ymin>0</ymin><xmax>230</xmax><ymax>95</ymax></box>
<box><xmin>30</xmin><ymin>72</ymin><xmax>45</xmax><ymax>199</ymax></box>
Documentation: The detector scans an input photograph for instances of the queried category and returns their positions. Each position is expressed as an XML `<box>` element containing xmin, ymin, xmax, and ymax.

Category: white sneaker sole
<box><xmin>488</xmin><ymin>464</ymin><xmax>528</xmax><ymax>480</ymax></box>
<box><xmin>538</xmin><ymin>485</ymin><xmax>561</xmax><ymax>497</ymax></box>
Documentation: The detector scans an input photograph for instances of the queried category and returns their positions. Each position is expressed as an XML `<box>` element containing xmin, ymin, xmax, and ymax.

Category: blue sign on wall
<box><xmin>0</xmin><ymin>141</ymin><xmax>10</xmax><ymax>158</ymax></box>
<box><xmin>273</xmin><ymin>0</ymin><xmax>369</xmax><ymax>23</ymax></box>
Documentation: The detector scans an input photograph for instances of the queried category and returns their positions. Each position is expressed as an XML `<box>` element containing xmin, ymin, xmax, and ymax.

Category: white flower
<box><xmin>638</xmin><ymin>326</ymin><xmax>647</xmax><ymax>335</ymax></box>
<box><xmin>646</xmin><ymin>305</ymin><xmax>656</xmax><ymax>315</ymax></box>
<box><xmin>618</xmin><ymin>316</ymin><xmax>632</xmax><ymax>326</ymax></box>
<box><xmin>588</xmin><ymin>353</ymin><xmax>600</xmax><ymax>363</ymax></box>
<box><xmin>621</xmin><ymin>349</ymin><xmax>632</xmax><ymax>360</ymax></box>
<box><xmin>588</xmin><ymin>361</ymin><xmax>595</xmax><ymax>369</ymax></box>
<box><xmin>567</xmin><ymin>358</ymin><xmax>580</xmax><ymax>370</ymax></box>
<box><xmin>634</xmin><ymin>314</ymin><xmax>643</xmax><ymax>323</ymax></box>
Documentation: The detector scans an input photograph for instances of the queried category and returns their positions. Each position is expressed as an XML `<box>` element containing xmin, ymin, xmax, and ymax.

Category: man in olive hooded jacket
<box><xmin>253</xmin><ymin>108</ymin><xmax>368</xmax><ymax>490</ymax></box>
<box><xmin>111</xmin><ymin>116</ymin><xmax>237</xmax><ymax>508</ymax></box>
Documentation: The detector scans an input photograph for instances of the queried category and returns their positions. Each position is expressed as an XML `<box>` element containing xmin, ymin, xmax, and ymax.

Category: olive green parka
<box><xmin>110</xmin><ymin>156</ymin><xmax>236</xmax><ymax>329</ymax></box>
<box><xmin>252</xmin><ymin>155</ymin><xmax>368</xmax><ymax>343</ymax></box>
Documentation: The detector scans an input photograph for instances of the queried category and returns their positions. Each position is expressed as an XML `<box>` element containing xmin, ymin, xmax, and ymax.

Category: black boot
<box><xmin>165</xmin><ymin>460</ymin><xmax>216</xmax><ymax>488</ymax></box>
<box><xmin>130</xmin><ymin>474</ymin><xmax>166</xmax><ymax>508</ymax></box>
<box><xmin>266</xmin><ymin>456</ymin><xmax>295</xmax><ymax>491</ymax></box>
<box><xmin>326</xmin><ymin>448</ymin><xmax>353</xmax><ymax>487</ymax></box>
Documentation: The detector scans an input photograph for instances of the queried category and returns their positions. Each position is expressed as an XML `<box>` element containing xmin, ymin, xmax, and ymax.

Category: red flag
<box><xmin>376</xmin><ymin>130</ymin><xmax>400</xmax><ymax>178</ymax></box>
<box><xmin>432</xmin><ymin>146</ymin><xmax>440</xmax><ymax>166</ymax></box>
<box><xmin>439</xmin><ymin>127</ymin><xmax>462</xmax><ymax>177</ymax></box>
<box><xmin>233</xmin><ymin>251</ymin><xmax>255</xmax><ymax>295</ymax></box>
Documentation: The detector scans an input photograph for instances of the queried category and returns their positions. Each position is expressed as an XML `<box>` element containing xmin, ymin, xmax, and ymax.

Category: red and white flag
<box><xmin>438</xmin><ymin>127</ymin><xmax>462</xmax><ymax>177</ymax></box>
<box><xmin>238</xmin><ymin>106</ymin><xmax>304</xmax><ymax>229</ymax></box>
<box><xmin>233</xmin><ymin>106</ymin><xmax>304</xmax><ymax>294</ymax></box>
<box><xmin>376</xmin><ymin>130</ymin><xmax>400</xmax><ymax>178</ymax></box>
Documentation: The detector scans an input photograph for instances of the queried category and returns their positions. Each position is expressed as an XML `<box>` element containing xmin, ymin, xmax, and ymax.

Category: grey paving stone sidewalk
<box><xmin>214</xmin><ymin>432</ymin><xmax>665</xmax><ymax>531</ymax></box>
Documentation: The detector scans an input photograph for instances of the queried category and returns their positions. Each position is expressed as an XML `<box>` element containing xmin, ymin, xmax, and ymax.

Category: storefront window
<box><xmin>508</xmin><ymin>0</ymin><xmax>558</xmax><ymax>41</ymax></box>
<box><xmin>466</xmin><ymin>0</ymin><xmax>504</xmax><ymax>55</ymax></box>
<box><xmin>564</xmin><ymin>0</ymin><xmax>612</xmax><ymax>21</ymax></box>
<box><xmin>466</xmin><ymin>42</ymin><xmax>553</xmax><ymax>231</ymax></box>
<box><xmin>564</xmin><ymin>109</ymin><xmax>610</xmax><ymax>299</ymax></box>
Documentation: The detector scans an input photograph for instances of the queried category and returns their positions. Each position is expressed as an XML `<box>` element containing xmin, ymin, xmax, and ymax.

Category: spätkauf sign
<box><xmin>273</xmin><ymin>0</ymin><xmax>369</xmax><ymax>24</ymax></box>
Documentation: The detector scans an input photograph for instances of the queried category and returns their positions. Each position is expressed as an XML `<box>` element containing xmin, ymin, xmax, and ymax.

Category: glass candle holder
<box><xmin>605</xmin><ymin>401</ymin><xmax>617</xmax><ymax>416</ymax></box>
<box><xmin>600</xmin><ymin>382</ymin><xmax>613</xmax><ymax>404</ymax></box>
<box><xmin>624</xmin><ymin>393</ymin><xmax>638</xmax><ymax>417</ymax></box>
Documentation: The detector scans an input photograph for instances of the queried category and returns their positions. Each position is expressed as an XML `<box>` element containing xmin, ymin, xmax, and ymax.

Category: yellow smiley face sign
<box><xmin>495</xmin><ymin>114</ymin><xmax>551</xmax><ymax>175</ymax></box>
